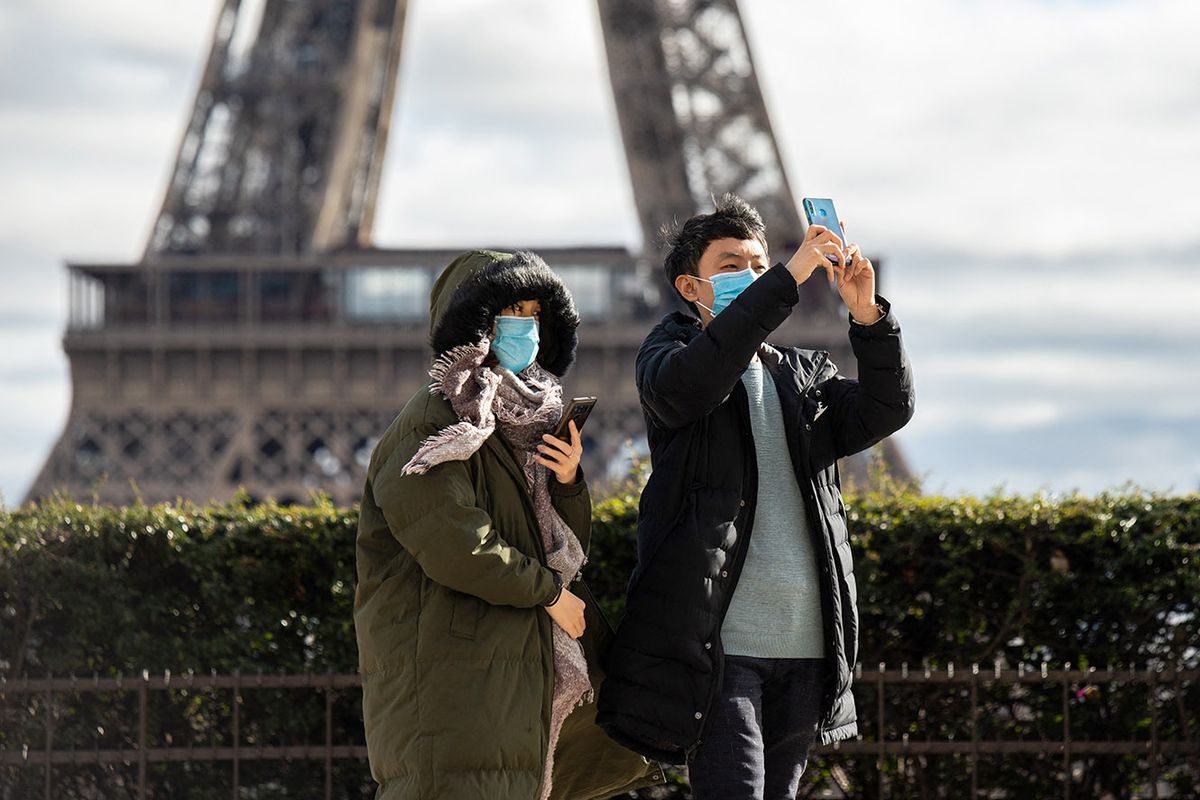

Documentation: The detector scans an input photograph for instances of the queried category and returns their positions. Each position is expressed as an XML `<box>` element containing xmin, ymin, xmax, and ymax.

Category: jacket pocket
<box><xmin>448</xmin><ymin>592</ymin><xmax>480</xmax><ymax>640</ymax></box>
<box><xmin>629</xmin><ymin>490</ymin><xmax>694</xmax><ymax>596</ymax></box>
<box><xmin>573</xmin><ymin>579</ymin><xmax>616</xmax><ymax>685</ymax></box>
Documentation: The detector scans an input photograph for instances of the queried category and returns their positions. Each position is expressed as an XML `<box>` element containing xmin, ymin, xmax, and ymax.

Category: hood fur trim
<box><xmin>430</xmin><ymin>251</ymin><xmax>580</xmax><ymax>377</ymax></box>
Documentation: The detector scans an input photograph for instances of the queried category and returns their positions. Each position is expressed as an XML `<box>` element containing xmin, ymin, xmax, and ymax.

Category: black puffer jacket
<box><xmin>595</xmin><ymin>262</ymin><xmax>915</xmax><ymax>764</ymax></box>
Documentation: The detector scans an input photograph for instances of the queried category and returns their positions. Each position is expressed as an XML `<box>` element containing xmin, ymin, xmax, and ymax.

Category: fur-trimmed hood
<box><xmin>428</xmin><ymin>249</ymin><xmax>580</xmax><ymax>377</ymax></box>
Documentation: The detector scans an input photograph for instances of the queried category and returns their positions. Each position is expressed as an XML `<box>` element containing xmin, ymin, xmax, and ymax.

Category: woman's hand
<box><xmin>784</xmin><ymin>224</ymin><xmax>845</xmax><ymax>286</ymax></box>
<box><xmin>544</xmin><ymin>587</ymin><xmax>587</xmax><ymax>638</ymax></box>
<box><xmin>536</xmin><ymin>419</ymin><xmax>583</xmax><ymax>484</ymax></box>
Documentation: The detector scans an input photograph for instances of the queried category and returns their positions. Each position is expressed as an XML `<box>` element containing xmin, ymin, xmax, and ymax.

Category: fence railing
<box><xmin>1</xmin><ymin>664</ymin><xmax>1196</xmax><ymax>799</ymax></box>
<box><xmin>816</xmin><ymin>663</ymin><xmax>1199</xmax><ymax>800</ymax></box>
<box><xmin>0</xmin><ymin>671</ymin><xmax>365</xmax><ymax>800</ymax></box>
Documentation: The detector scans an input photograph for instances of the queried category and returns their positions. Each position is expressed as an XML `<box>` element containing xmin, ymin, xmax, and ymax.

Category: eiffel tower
<box><xmin>26</xmin><ymin>0</ymin><xmax>910</xmax><ymax>506</ymax></box>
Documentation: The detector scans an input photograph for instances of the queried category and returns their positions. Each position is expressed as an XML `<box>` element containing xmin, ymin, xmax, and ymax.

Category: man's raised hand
<box><xmin>837</xmin><ymin>243</ymin><xmax>880</xmax><ymax>323</ymax></box>
<box><xmin>785</xmin><ymin>225</ymin><xmax>846</xmax><ymax>286</ymax></box>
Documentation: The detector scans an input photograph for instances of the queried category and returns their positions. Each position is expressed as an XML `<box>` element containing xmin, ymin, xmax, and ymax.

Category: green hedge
<box><xmin>1</xmin><ymin>484</ymin><xmax>1197</xmax><ymax>798</ymax></box>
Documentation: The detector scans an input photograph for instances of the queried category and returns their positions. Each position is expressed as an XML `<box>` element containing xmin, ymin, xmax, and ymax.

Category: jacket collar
<box><xmin>656</xmin><ymin>312</ymin><xmax>837</xmax><ymax>393</ymax></box>
<box><xmin>660</xmin><ymin>310</ymin><xmax>702</xmax><ymax>342</ymax></box>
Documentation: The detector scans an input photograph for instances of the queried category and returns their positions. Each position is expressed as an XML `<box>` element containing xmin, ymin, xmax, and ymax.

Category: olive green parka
<box><xmin>354</xmin><ymin>251</ymin><xmax>663</xmax><ymax>799</ymax></box>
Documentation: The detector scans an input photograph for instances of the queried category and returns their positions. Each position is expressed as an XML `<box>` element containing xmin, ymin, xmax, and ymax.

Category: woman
<box><xmin>354</xmin><ymin>250</ymin><xmax>662</xmax><ymax>800</ymax></box>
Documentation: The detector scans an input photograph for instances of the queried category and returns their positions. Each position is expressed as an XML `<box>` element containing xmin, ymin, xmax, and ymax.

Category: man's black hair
<box><xmin>661</xmin><ymin>193</ymin><xmax>768</xmax><ymax>315</ymax></box>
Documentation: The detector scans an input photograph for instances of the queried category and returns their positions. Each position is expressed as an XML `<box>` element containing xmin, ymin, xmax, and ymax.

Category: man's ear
<box><xmin>674</xmin><ymin>273</ymin><xmax>699</xmax><ymax>302</ymax></box>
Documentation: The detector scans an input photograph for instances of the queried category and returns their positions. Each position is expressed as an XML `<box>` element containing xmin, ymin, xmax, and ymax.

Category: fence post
<box><xmin>1061</xmin><ymin>669</ymin><xmax>1070</xmax><ymax>800</ymax></box>
<box><xmin>970</xmin><ymin>663</ymin><xmax>979</xmax><ymax>799</ymax></box>
<box><xmin>878</xmin><ymin>662</ymin><xmax>886</xmax><ymax>800</ymax></box>
<box><xmin>1173</xmin><ymin>669</ymin><xmax>1200</xmax><ymax>785</ymax></box>
<box><xmin>138</xmin><ymin>669</ymin><xmax>149</xmax><ymax>800</ymax></box>
<box><xmin>325</xmin><ymin>671</ymin><xmax>334</xmax><ymax>800</ymax></box>
<box><xmin>232</xmin><ymin>670</ymin><xmax>241</xmax><ymax>800</ymax></box>
<box><xmin>43</xmin><ymin>683</ymin><xmax>52</xmax><ymax>800</ymax></box>
<box><xmin>1149</xmin><ymin>667</ymin><xmax>1160</xmax><ymax>800</ymax></box>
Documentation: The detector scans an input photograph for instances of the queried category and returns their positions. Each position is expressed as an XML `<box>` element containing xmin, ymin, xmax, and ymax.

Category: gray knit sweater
<box><xmin>720</xmin><ymin>355</ymin><xmax>826</xmax><ymax>658</ymax></box>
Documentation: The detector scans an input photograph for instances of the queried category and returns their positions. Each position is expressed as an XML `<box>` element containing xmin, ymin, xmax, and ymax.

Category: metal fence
<box><xmin>815</xmin><ymin>663</ymin><xmax>1199</xmax><ymax>799</ymax></box>
<box><xmin>1</xmin><ymin>664</ymin><xmax>1196</xmax><ymax>799</ymax></box>
<box><xmin>0</xmin><ymin>671</ymin><xmax>365</xmax><ymax>800</ymax></box>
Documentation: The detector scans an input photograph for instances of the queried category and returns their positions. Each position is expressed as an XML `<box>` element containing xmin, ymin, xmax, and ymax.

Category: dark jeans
<box><xmin>686</xmin><ymin>654</ymin><xmax>826</xmax><ymax>800</ymax></box>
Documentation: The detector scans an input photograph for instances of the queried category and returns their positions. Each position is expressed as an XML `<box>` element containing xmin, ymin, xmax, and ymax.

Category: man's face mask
<box><xmin>691</xmin><ymin>267</ymin><xmax>758</xmax><ymax>317</ymax></box>
<box><xmin>491</xmin><ymin>314</ymin><xmax>540</xmax><ymax>373</ymax></box>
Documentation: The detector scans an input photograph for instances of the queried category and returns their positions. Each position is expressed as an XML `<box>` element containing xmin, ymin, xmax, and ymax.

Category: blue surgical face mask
<box><xmin>491</xmin><ymin>315</ymin><xmax>540</xmax><ymax>373</ymax></box>
<box><xmin>693</xmin><ymin>267</ymin><xmax>758</xmax><ymax>317</ymax></box>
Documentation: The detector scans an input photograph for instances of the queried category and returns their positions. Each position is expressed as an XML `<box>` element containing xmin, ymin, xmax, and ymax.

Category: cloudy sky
<box><xmin>1</xmin><ymin>0</ymin><xmax>1198</xmax><ymax>504</ymax></box>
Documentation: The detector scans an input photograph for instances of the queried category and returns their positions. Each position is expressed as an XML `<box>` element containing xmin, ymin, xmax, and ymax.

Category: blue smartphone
<box><xmin>801</xmin><ymin>197</ymin><xmax>846</xmax><ymax>249</ymax></box>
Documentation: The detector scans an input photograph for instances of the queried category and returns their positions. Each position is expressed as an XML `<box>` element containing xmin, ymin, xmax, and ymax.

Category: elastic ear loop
<box><xmin>688</xmin><ymin>275</ymin><xmax>715</xmax><ymax>316</ymax></box>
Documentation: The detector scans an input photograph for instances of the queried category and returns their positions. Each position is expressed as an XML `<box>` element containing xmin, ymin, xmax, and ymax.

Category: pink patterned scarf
<box><xmin>400</xmin><ymin>339</ymin><xmax>591</xmax><ymax>800</ymax></box>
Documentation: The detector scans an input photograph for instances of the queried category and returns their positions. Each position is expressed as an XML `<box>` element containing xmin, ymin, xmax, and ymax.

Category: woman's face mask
<box><xmin>491</xmin><ymin>314</ymin><xmax>540</xmax><ymax>373</ymax></box>
<box><xmin>692</xmin><ymin>267</ymin><xmax>758</xmax><ymax>317</ymax></box>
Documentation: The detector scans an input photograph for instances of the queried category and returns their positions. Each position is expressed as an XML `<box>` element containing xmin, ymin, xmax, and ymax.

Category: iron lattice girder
<box><xmin>148</xmin><ymin>0</ymin><xmax>406</xmax><ymax>257</ymax></box>
<box><xmin>597</xmin><ymin>0</ymin><xmax>805</xmax><ymax>258</ymax></box>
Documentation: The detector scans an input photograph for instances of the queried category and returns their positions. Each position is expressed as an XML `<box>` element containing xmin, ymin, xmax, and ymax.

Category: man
<box><xmin>596</xmin><ymin>194</ymin><xmax>915</xmax><ymax>799</ymax></box>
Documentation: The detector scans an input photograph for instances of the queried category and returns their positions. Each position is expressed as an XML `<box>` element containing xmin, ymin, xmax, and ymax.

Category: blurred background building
<box><xmin>24</xmin><ymin>0</ymin><xmax>909</xmax><ymax>506</ymax></box>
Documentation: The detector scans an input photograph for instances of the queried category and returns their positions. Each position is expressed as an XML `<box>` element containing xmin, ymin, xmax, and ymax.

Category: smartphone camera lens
<box><xmin>819</xmin><ymin>209</ymin><xmax>827</xmax><ymax>217</ymax></box>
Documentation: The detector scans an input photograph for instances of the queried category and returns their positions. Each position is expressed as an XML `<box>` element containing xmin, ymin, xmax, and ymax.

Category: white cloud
<box><xmin>1</xmin><ymin>0</ymin><xmax>216</xmax><ymax>62</ymax></box>
<box><xmin>0</xmin><ymin>1</ymin><xmax>209</xmax><ymax>261</ymax></box>
<box><xmin>915</xmin><ymin>399</ymin><xmax>1064</xmax><ymax>433</ymax></box>
<box><xmin>0</xmin><ymin>323</ymin><xmax>70</xmax><ymax>504</ymax></box>
<box><xmin>0</xmin><ymin>110</ymin><xmax>184</xmax><ymax>257</ymax></box>
<box><xmin>743</xmin><ymin>0</ymin><xmax>1200</xmax><ymax>257</ymax></box>
<box><xmin>375</xmin><ymin>132</ymin><xmax>634</xmax><ymax>247</ymax></box>
<box><xmin>374</xmin><ymin>0</ymin><xmax>638</xmax><ymax>247</ymax></box>
<box><xmin>918</xmin><ymin>349</ymin><xmax>1183</xmax><ymax>389</ymax></box>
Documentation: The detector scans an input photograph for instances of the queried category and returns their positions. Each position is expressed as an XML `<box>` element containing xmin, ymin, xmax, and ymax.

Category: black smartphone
<box><xmin>552</xmin><ymin>397</ymin><xmax>597</xmax><ymax>441</ymax></box>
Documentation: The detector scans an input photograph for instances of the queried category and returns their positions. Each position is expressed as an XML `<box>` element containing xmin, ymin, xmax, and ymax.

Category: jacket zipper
<box><xmin>783</xmin><ymin>350</ymin><xmax>842</xmax><ymax>727</ymax></box>
<box><xmin>691</xmin><ymin>352</ymin><xmax>831</xmax><ymax>752</ymax></box>
<box><xmin>689</xmin><ymin>351</ymin><xmax>833</xmax><ymax>754</ymax></box>
<box><xmin>689</xmin><ymin>381</ymin><xmax>758</xmax><ymax>755</ymax></box>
